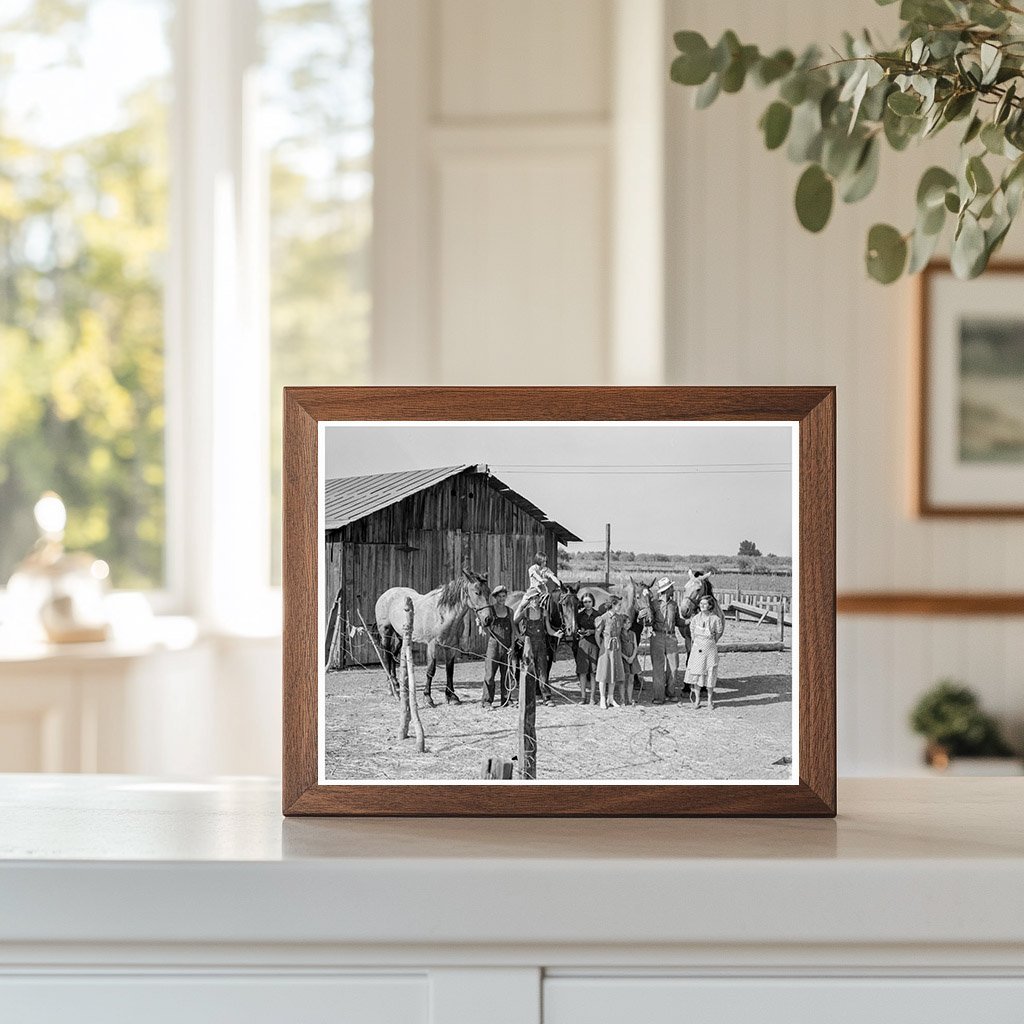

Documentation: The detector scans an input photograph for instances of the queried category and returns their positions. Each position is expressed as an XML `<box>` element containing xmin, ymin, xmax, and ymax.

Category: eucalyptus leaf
<box><xmin>721</xmin><ymin>44</ymin><xmax>759</xmax><ymax>93</ymax></box>
<box><xmin>822</xmin><ymin>128</ymin><xmax>864</xmax><ymax>178</ymax></box>
<box><xmin>884</xmin><ymin>106</ymin><xmax>922</xmax><ymax>150</ymax></box>
<box><xmin>861</xmin><ymin>79</ymin><xmax>892</xmax><ymax>122</ymax></box>
<box><xmin>787</xmin><ymin>100</ymin><xmax>823</xmax><ymax>162</ymax></box>
<box><xmin>962</xmin><ymin>115</ymin><xmax>983</xmax><ymax>145</ymax></box>
<box><xmin>888</xmin><ymin>90</ymin><xmax>921</xmax><ymax>115</ymax></box>
<box><xmin>981</xmin><ymin>122</ymin><xmax>1006</xmax><ymax>155</ymax></box>
<box><xmin>920</xmin><ymin>200</ymin><xmax>946</xmax><ymax>235</ymax></box>
<box><xmin>996</xmin><ymin>82</ymin><xmax>1017</xmax><ymax>124</ymax></box>
<box><xmin>779</xmin><ymin>73</ymin><xmax>807</xmax><ymax>106</ymax></box>
<box><xmin>952</xmin><ymin>212</ymin><xmax>987</xmax><ymax>278</ymax></box>
<box><xmin>970</xmin><ymin>2</ymin><xmax>1009</xmax><ymax>30</ymax></box>
<box><xmin>908</xmin><ymin>221</ymin><xmax>942</xmax><ymax>273</ymax></box>
<box><xmin>760</xmin><ymin>101</ymin><xmax>793</xmax><ymax>150</ymax></box>
<box><xmin>866</xmin><ymin>223</ymin><xmax>908</xmax><ymax>283</ymax></box>
<box><xmin>967</xmin><ymin>154</ymin><xmax>995</xmax><ymax>195</ymax></box>
<box><xmin>980</xmin><ymin>42</ymin><xmax>1002</xmax><ymax>86</ymax></box>
<box><xmin>710</xmin><ymin>31</ymin><xmax>740</xmax><ymax>73</ymax></box>
<box><xmin>942</xmin><ymin>92</ymin><xmax>974</xmax><ymax>122</ymax></box>
<box><xmin>842</xmin><ymin>137</ymin><xmax>880</xmax><ymax>203</ymax></box>
<box><xmin>795</xmin><ymin>164</ymin><xmax>834</xmax><ymax>232</ymax></box>
<box><xmin>917</xmin><ymin>166</ymin><xmax>957</xmax><ymax>210</ymax></box>
<box><xmin>754</xmin><ymin>49</ymin><xmax>795</xmax><ymax>87</ymax></box>
<box><xmin>694</xmin><ymin>73</ymin><xmax>721</xmax><ymax>109</ymax></box>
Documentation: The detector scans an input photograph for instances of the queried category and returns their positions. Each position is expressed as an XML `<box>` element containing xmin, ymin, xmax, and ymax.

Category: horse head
<box><xmin>679</xmin><ymin>569</ymin><xmax>711</xmax><ymax>617</ymax></box>
<box><xmin>460</xmin><ymin>568</ymin><xmax>493</xmax><ymax>625</ymax></box>
<box><xmin>637</xmin><ymin>580</ymin><xmax>654</xmax><ymax>623</ymax></box>
<box><xmin>553</xmin><ymin>582</ymin><xmax>579</xmax><ymax>636</ymax></box>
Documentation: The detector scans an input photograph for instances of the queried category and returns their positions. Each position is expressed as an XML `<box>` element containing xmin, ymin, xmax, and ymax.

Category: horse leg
<box><xmin>424</xmin><ymin>642</ymin><xmax>438</xmax><ymax>707</ymax></box>
<box><xmin>444</xmin><ymin>649</ymin><xmax>460</xmax><ymax>704</ymax></box>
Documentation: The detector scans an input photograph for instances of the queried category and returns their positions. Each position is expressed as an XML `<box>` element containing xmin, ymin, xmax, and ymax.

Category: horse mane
<box><xmin>435</xmin><ymin>576</ymin><xmax>467</xmax><ymax>612</ymax></box>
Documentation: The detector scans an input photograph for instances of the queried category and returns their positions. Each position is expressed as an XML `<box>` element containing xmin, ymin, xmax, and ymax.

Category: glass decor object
<box><xmin>5</xmin><ymin>493</ymin><xmax>111</xmax><ymax>644</ymax></box>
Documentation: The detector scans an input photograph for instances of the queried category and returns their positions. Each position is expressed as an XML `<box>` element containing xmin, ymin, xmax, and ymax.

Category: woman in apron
<box><xmin>595</xmin><ymin>598</ymin><xmax>626</xmax><ymax>709</ymax></box>
<box><xmin>687</xmin><ymin>594</ymin><xmax>725</xmax><ymax>710</ymax></box>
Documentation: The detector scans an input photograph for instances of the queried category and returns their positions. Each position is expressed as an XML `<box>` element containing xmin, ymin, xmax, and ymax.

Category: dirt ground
<box><xmin>324</xmin><ymin>620</ymin><xmax>794</xmax><ymax>783</ymax></box>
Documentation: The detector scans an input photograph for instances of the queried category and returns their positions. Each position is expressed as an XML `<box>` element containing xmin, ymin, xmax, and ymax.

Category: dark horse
<box><xmin>374</xmin><ymin>569</ymin><xmax>492</xmax><ymax>706</ymax></box>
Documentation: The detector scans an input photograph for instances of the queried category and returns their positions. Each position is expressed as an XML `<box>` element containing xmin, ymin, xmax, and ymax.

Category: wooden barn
<box><xmin>324</xmin><ymin>464</ymin><xmax>580</xmax><ymax>668</ymax></box>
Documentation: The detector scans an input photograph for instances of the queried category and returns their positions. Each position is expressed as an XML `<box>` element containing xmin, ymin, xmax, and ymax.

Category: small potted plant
<box><xmin>910</xmin><ymin>680</ymin><xmax>1020</xmax><ymax>773</ymax></box>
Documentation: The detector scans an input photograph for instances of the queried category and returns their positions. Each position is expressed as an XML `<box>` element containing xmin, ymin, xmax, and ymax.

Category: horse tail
<box><xmin>371</xmin><ymin>592</ymin><xmax>401</xmax><ymax>684</ymax></box>
<box><xmin>375</xmin><ymin>620</ymin><xmax>400</xmax><ymax>684</ymax></box>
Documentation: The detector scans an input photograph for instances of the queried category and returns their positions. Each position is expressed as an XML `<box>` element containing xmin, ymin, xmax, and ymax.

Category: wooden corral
<box><xmin>324</xmin><ymin>464</ymin><xmax>580</xmax><ymax>667</ymax></box>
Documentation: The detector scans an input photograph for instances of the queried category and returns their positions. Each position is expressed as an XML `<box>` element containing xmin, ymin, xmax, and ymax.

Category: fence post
<box><xmin>519</xmin><ymin>650</ymin><xmax>537</xmax><ymax>780</ymax></box>
<box><xmin>403</xmin><ymin>597</ymin><xmax>425</xmax><ymax>752</ymax></box>
<box><xmin>778</xmin><ymin>596</ymin><xmax>785</xmax><ymax>645</ymax></box>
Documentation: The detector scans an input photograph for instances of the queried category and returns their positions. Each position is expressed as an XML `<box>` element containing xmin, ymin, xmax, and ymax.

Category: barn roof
<box><xmin>324</xmin><ymin>464</ymin><xmax>581</xmax><ymax>543</ymax></box>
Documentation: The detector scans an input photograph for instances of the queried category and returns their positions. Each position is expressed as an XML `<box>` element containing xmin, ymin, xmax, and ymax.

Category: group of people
<box><xmin>480</xmin><ymin>551</ymin><xmax>727</xmax><ymax>712</ymax></box>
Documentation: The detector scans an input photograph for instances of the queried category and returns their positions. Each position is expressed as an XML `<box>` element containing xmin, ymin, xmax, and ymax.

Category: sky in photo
<box><xmin>324</xmin><ymin>422</ymin><xmax>795</xmax><ymax>556</ymax></box>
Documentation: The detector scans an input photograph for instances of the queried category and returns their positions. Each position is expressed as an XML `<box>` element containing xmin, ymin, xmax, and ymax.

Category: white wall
<box><xmin>370</xmin><ymin>0</ymin><xmax>1024</xmax><ymax>774</ymax></box>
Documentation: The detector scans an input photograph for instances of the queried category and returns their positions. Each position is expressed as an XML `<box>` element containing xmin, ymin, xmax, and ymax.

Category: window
<box><xmin>261</xmin><ymin>0</ymin><xmax>372</xmax><ymax>581</ymax></box>
<box><xmin>0</xmin><ymin>0</ymin><xmax>373</xmax><ymax>617</ymax></box>
<box><xmin>0</xmin><ymin>0</ymin><xmax>172</xmax><ymax>589</ymax></box>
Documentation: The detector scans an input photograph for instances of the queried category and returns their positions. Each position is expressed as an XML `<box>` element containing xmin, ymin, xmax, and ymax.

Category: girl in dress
<box><xmin>574</xmin><ymin>591</ymin><xmax>600</xmax><ymax>705</ymax></box>
<box><xmin>595</xmin><ymin>597</ymin><xmax>626</xmax><ymax>709</ymax></box>
<box><xmin>619</xmin><ymin>612</ymin><xmax>642</xmax><ymax>706</ymax></box>
<box><xmin>687</xmin><ymin>595</ymin><xmax>725</xmax><ymax>710</ymax></box>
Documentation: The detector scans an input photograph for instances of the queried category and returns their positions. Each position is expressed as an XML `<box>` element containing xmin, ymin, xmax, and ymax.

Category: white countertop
<box><xmin>1</xmin><ymin>775</ymin><xmax>1022</xmax><ymax>955</ymax></box>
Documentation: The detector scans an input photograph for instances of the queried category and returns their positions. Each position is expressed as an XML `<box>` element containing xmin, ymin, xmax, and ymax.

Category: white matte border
<box><xmin>317</xmin><ymin>420</ymin><xmax>800</xmax><ymax>786</ymax></box>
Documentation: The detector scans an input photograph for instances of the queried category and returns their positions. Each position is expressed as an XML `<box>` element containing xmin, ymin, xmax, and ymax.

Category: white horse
<box><xmin>374</xmin><ymin>569</ymin><xmax>492</xmax><ymax>706</ymax></box>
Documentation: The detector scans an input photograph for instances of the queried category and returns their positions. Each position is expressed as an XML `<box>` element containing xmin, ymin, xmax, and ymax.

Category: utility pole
<box><xmin>604</xmin><ymin>523</ymin><xmax>611</xmax><ymax>586</ymax></box>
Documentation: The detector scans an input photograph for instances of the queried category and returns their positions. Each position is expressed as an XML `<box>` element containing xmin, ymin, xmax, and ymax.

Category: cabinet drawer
<box><xmin>544</xmin><ymin>977</ymin><xmax>1024</xmax><ymax>1024</ymax></box>
<box><xmin>0</xmin><ymin>974</ymin><xmax>427</xmax><ymax>1024</ymax></box>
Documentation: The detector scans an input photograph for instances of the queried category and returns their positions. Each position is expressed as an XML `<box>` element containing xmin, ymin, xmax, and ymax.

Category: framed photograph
<box><xmin>917</xmin><ymin>261</ymin><xmax>1024</xmax><ymax>516</ymax></box>
<box><xmin>283</xmin><ymin>387</ymin><xmax>835</xmax><ymax>816</ymax></box>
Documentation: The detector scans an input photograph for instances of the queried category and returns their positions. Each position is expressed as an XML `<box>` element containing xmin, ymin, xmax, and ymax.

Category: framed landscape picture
<box><xmin>282</xmin><ymin>387</ymin><xmax>836</xmax><ymax>816</ymax></box>
<box><xmin>917</xmin><ymin>262</ymin><xmax>1024</xmax><ymax>516</ymax></box>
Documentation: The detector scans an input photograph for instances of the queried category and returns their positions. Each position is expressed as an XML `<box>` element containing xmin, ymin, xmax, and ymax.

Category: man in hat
<box><xmin>481</xmin><ymin>584</ymin><xmax>515</xmax><ymax>708</ymax></box>
<box><xmin>647</xmin><ymin>576</ymin><xmax>685</xmax><ymax>704</ymax></box>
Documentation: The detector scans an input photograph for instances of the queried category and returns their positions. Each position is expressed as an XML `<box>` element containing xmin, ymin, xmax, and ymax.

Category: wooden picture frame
<box><xmin>916</xmin><ymin>260</ymin><xmax>1024</xmax><ymax>517</ymax></box>
<box><xmin>283</xmin><ymin>387</ymin><xmax>836</xmax><ymax>816</ymax></box>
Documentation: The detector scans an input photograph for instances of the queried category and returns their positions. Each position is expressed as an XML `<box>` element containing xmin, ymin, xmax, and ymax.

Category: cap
<box><xmin>655</xmin><ymin>576</ymin><xmax>673</xmax><ymax>594</ymax></box>
<box><xmin>491</xmin><ymin>584</ymin><xmax>508</xmax><ymax>597</ymax></box>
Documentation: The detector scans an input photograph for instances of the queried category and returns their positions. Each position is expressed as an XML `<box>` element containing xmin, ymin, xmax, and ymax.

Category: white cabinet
<box><xmin>0</xmin><ymin>975</ymin><xmax>427</xmax><ymax>1024</ymax></box>
<box><xmin>544</xmin><ymin>977</ymin><xmax>1024</xmax><ymax>1024</ymax></box>
<box><xmin>1</xmin><ymin>777</ymin><xmax>1023</xmax><ymax>1024</ymax></box>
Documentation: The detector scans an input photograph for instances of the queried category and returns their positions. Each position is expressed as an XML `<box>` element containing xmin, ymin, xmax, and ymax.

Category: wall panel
<box><xmin>436</xmin><ymin>151</ymin><xmax>608</xmax><ymax>384</ymax></box>
<box><xmin>438</xmin><ymin>0</ymin><xmax>611</xmax><ymax>120</ymax></box>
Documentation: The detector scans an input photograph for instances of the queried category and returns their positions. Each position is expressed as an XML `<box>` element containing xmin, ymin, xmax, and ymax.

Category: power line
<box><xmin>493</xmin><ymin>468</ymin><xmax>791</xmax><ymax>476</ymax></box>
<box><xmin>494</xmin><ymin>462</ymin><xmax>789</xmax><ymax>469</ymax></box>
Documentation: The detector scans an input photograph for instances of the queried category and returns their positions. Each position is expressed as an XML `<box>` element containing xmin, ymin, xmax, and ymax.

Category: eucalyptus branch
<box><xmin>670</xmin><ymin>0</ymin><xmax>1024</xmax><ymax>283</ymax></box>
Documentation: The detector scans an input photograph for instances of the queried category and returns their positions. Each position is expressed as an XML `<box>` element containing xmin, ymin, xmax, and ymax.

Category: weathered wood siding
<box><xmin>324</xmin><ymin>470</ymin><xmax>560</xmax><ymax>666</ymax></box>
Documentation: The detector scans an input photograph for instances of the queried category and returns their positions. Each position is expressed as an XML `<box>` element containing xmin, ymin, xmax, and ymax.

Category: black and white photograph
<box><xmin>319</xmin><ymin>421</ymin><xmax>798</xmax><ymax>784</ymax></box>
<box><xmin>959</xmin><ymin>317</ymin><xmax>1024</xmax><ymax>464</ymax></box>
<box><xmin>920</xmin><ymin>263</ymin><xmax>1024</xmax><ymax>514</ymax></box>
